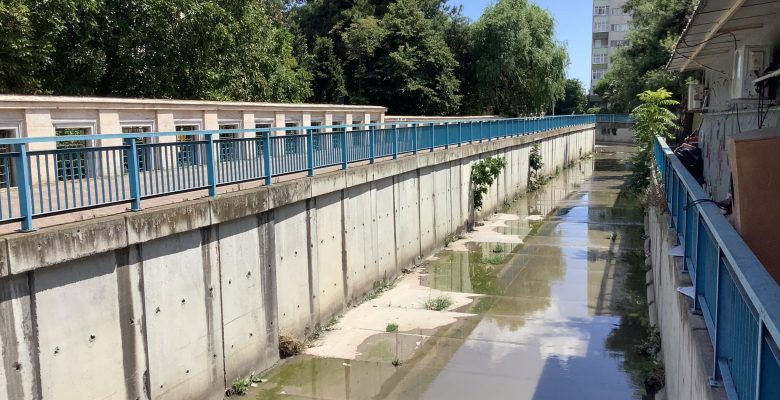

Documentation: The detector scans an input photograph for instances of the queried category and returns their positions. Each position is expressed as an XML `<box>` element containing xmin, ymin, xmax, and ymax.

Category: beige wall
<box><xmin>0</xmin><ymin>95</ymin><xmax>387</xmax><ymax>139</ymax></box>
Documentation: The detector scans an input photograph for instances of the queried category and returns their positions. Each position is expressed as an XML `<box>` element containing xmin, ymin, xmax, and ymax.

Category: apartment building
<box><xmin>591</xmin><ymin>0</ymin><xmax>633</xmax><ymax>94</ymax></box>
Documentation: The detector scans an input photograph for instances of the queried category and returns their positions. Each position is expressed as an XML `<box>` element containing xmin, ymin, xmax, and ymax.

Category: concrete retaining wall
<box><xmin>595</xmin><ymin>123</ymin><xmax>634</xmax><ymax>144</ymax></box>
<box><xmin>646</xmin><ymin>208</ymin><xmax>726</xmax><ymax>400</ymax></box>
<box><xmin>0</xmin><ymin>125</ymin><xmax>594</xmax><ymax>400</ymax></box>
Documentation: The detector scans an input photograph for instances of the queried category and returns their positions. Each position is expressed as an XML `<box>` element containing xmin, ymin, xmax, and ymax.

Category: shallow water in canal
<box><xmin>249</xmin><ymin>145</ymin><xmax>651</xmax><ymax>400</ymax></box>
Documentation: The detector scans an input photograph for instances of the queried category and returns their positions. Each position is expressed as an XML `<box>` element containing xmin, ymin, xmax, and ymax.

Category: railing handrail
<box><xmin>0</xmin><ymin>114</ymin><xmax>633</xmax><ymax>145</ymax></box>
<box><xmin>655</xmin><ymin>137</ymin><xmax>780</xmax><ymax>399</ymax></box>
<box><xmin>657</xmin><ymin>137</ymin><xmax>780</xmax><ymax>340</ymax></box>
<box><xmin>0</xmin><ymin>114</ymin><xmax>630</xmax><ymax>232</ymax></box>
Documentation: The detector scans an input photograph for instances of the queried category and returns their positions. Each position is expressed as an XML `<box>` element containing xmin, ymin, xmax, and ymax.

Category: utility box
<box><xmin>727</xmin><ymin>128</ymin><xmax>780</xmax><ymax>282</ymax></box>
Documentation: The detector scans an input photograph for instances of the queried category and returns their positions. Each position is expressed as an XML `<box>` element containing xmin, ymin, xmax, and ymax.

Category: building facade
<box><xmin>591</xmin><ymin>0</ymin><xmax>632</xmax><ymax>94</ymax></box>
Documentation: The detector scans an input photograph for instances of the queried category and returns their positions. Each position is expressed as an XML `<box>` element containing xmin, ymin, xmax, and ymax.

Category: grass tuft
<box><xmin>227</xmin><ymin>377</ymin><xmax>251</xmax><ymax>396</ymax></box>
<box><xmin>386</xmin><ymin>323</ymin><xmax>399</xmax><ymax>332</ymax></box>
<box><xmin>422</xmin><ymin>295</ymin><xmax>453</xmax><ymax>311</ymax></box>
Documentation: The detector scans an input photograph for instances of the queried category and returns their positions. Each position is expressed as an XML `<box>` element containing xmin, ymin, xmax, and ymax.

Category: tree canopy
<box><xmin>1</xmin><ymin>0</ymin><xmax>571</xmax><ymax>116</ymax></box>
<box><xmin>469</xmin><ymin>0</ymin><xmax>568</xmax><ymax>116</ymax></box>
<box><xmin>554</xmin><ymin>79</ymin><xmax>587</xmax><ymax>115</ymax></box>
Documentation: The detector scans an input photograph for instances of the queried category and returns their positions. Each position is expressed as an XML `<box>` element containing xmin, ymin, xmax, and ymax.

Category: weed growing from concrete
<box><xmin>422</xmin><ymin>295</ymin><xmax>453</xmax><ymax>311</ymax></box>
<box><xmin>365</xmin><ymin>278</ymin><xmax>394</xmax><ymax>301</ymax></box>
<box><xmin>386</xmin><ymin>323</ymin><xmax>399</xmax><ymax>332</ymax></box>
<box><xmin>228</xmin><ymin>377</ymin><xmax>251</xmax><ymax>396</ymax></box>
<box><xmin>392</xmin><ymin>358</ymin><xmax>402</xmax><ymax>367</ymax></box>
<box><xmin>325</xmin><ymin>316</ymin><xmax>341</xmax><ymax>331</ymax></box>
<box><xmin>444</xmin><ymin>232</ymin><xmax>463</xmax><ymax>247</ymax></box>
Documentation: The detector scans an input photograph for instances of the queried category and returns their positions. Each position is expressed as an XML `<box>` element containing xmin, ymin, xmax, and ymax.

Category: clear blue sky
<box><xmin>451</xmin><ymin>0</ymin><xmax>592</xmax><ymax>91</ymax></box>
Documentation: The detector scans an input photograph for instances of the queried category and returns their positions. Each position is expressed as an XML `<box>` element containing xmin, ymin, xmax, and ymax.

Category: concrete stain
<box><xmin>249</xmin><ymin>145</ymin><xmax>652</xmax><ymax>400</ymax></box>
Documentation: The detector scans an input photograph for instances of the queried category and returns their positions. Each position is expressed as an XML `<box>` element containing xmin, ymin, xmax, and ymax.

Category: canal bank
<box><xmin>246</xmin><ymin>144</ymin><xmax>656</xmax><ymax>400</ymax></box>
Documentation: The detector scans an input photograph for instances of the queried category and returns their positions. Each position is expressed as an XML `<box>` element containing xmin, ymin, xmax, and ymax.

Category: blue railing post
<box><xmin>392</xmin><ymin>124</ymin><xmax>399</xmax><ymax>160</ymax></box>
<box><xmin>430</xmin><ymin>123</ymin><xmax>435</xmax><ymax>152</ymax></box>
<box><xmin>458</xmin><ymin>123</ymin><xmax>463</xmax><ymax>147</ymax></box>
<box><xmin>15</xmin><ymin>143</ymin><xmax>35</xmax><ymax>231</ymax></box>
<box><xmin>444</xmin><ymin>124</ymin><xmax>450</xmax><ymax>150</ymax></box>
<box><xmin>307</xmin><ymin>127</ymin><xmax>315</xmax><ymax>175</ymax></box>
<box><xmin>127</xmin><ymin>139</ymin><xmax>142</xmax><ymax>211</ymax></box>
<box><xmin>341</xmin><ymin>128</ymin><xmax>348</xmax><ymax>170</ymax></box>
<box><xmin>413</xmin><ymin>124</ymin><xmax>418</xmax><ymax>155</ymax></box>
<box><xmin>263</xmin><ymin>130</ymin><xmax>272</xmax><ymax>186</ymax></box>
<box><xmin>369</xmin><ymin>125</ymin><xmax>376</xmax><ymax>164</ymax></box>
<box><xmin>205</xmin><ymin>133</ymin><xmax>217</xmax><ymax>197</ymax></box>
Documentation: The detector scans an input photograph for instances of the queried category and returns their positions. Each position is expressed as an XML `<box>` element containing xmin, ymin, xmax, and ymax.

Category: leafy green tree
<box><xmin>469</xmin><ymin>0</ymin><xmax>568</xmax><ymax>116</ymax></box>
<box><xmin>629</xmin><ymin>88</ymin><xmax>679</xmax><ymax>189</ymax></box>
<box><xmin>311</xmin><ymin>37</ymin><xmax>347</xmax><ymax>103</ymax></box>
<box><xmin>3</xmin><ymin>0</ymin><xmax>312</xmax><ymax>102</ymax></box>
<box><xmin>369</xmin><ymin>0</ymin><xmax>461</xmax><ymax>115</ymax></box>
<box><xmin>0</xmin><ymin>0</ymin><xmax>44</xmax><ymax>93</ymax></box>
<box><xmin>554</xmin><ymin>79</ymin><xmax>587</xmax><ymax>114</ymax></box>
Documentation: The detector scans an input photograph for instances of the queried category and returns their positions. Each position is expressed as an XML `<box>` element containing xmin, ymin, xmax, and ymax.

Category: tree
<box><xmin>629</xmin><ymin>88</ymin><xmax>679</xmax><ymax>189</ymax></box>
<box><xmin>554</xmin><ymin>79</ymin><xmax>587</xmax><ymax>114</ymax></box>
<box><xmin>469</xmin><ymin>0</ymin><xmax>568</xmax><ymax>116</ymax></box>
<box><xmin>0</xmin><ymin>0</ymin><xmax>44</xmax><ymax>93</ymax></box>
<box><xmin>2</xmin><ymin>0</ymin><xmax>312</xmax><ymax>102</ymax></box>
<box><xmin>310</xmin><ymin>37</ymin><xmax>347</xmax><ymax>103</ymax></box>
<box><xmin>369</xmin><ymin>0</ymin><xmax>461</xmax><ymax>115</ymax></box>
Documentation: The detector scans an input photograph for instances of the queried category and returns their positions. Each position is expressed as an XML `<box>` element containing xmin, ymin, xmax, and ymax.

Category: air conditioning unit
<box><xmin>688</xmin><ymin>83</ymin><xmax>704</xmax><ymax>110</ymax></box>
<box><xmin>731</xmin><ymin>46</ymin><xmax>767</xmax><ymax>99</ymax></box>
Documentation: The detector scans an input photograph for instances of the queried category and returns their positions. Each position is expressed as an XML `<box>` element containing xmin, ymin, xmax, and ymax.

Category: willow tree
<box><xmin>469</xmin><ymin>0</ymin><xmax>568</xmax><ymax>116</ymax></box>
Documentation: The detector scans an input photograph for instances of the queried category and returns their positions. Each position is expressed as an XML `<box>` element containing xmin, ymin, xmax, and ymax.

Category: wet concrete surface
<box><xmin>249</xmin><ymin>145</ymin><xmax>648</xmax><ymax>400</ymax></box>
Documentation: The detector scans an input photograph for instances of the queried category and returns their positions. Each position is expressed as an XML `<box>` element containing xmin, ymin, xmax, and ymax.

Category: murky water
<box><xmin>250</xmin><ymin>145</ymin><xmax>651</xmax><ymax>400</ymax></box>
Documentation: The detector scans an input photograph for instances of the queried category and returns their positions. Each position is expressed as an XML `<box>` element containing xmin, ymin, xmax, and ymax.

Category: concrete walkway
<box><xmin>248</xmin><ymin>145</ymin><xmax>648</xmax><ymax>400</ymax></box>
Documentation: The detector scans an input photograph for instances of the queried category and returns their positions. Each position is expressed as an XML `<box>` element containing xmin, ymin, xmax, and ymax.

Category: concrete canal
<box><xmin>246</xmin><ymin>145</ymin><xmax>655</xmax><ymax>399</ymax></box>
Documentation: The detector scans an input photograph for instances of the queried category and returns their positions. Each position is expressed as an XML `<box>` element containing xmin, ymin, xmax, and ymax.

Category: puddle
<box><xmin>249</xmin><ymin>145</ymin><xmax>654</xmax><ymax>399</ymax></box>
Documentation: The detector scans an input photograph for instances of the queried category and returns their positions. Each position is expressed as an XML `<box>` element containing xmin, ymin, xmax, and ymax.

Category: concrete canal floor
<box><xmin>247</xmin><ymin>145</ymin><xmax>651</xmax><ymax>400</ymax></box>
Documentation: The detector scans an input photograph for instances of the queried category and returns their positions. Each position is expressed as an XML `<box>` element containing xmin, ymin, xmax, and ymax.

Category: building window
<box><xmin>611</xmin><ymin>24</ymin><xmax>629</xmax><ymax>32</ymax></box>
<box><xmin>0</xmin><ymin>128</ymin><xmax>17</xmax><ymax>187</ymax></box>
<box><xmin>332</xmin><ymin>121</ymin><xmax>345</xmax><ymax>149</ymax></box>
<box><xmin>309</xmin><ymin>121</ymin><xmax>323</xmax><ymax>151</ymax></box>
<box><xmin>175</xmin><ymin>125</ymin><xmax>199</xmax><ymax>166</ymax></box>
<box><xmin>284</xmin><ymin>122</ymin><xmax>299</xmax><ymax>155</ymax></box>
<box><xmin>594</xmin><ymin>22</ymin><xmax>608</xmax><ymax>32</ymax></box>
<box><xmin>218</xmin><ymin>123</ymin><xmax>240</xmax><ymax>162</ymax></box>
<box><xmin>610</xmin><ymin>40</ymin><xmax>630</xmax><ymax>48</ymax></box>
<box><xmin>612</xmin><ymin>8</ymin><xmax>630</xmax><ymax>16</ymax></box>
<box><xmin>55</xmin><ymin>127</ymin><xmax>91</xmax><ymax>181</ymax></box>
<box><xmin>255</xmin><ymin>122</ymin><xmax>271</xmax><ymax>155</ymax></box>
<box><xmin>593</xmin><ymin>39</ymin><xmax>607</xmax><ymax>49</ymax></box>
<box><xmin>593</xmin><ymin>53</ymin><xmax>608</xmax><ymax>64</ymax></box>
<box><xmin>122</xmin><ymin>126</ymin><xmax>151</xmax><ymax>172</ymax></box>
<box><xmin>594</xmin><ymin>6</ymin><xmax>609</xmax><ymax>15</ymax></box>
<box><xmin>592</xmin><ymin>69</ymin><xmax>607</xmax><ymax>81</ymax></box>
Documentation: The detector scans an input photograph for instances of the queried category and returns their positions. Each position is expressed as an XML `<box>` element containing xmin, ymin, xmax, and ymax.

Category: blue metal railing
<box><xmin>0</xmin><ymin>114</ymin><xmax>616</xmax><ymax>231</ymax></box>
<box><xmin>596</xmin><ymin>114</ymin><xmax>635</xmax><ymax>124</ymax></box>
<box><xmin>654</xmin><ymin>137</ymin><xmax>780</xmax><ymax>400</ymax></box>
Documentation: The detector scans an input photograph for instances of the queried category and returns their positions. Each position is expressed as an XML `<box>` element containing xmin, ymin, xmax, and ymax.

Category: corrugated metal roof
<box><xmin>667</xmin><ymin>0</ymin><xmax>780</xmax><ymax>72</ymax></box>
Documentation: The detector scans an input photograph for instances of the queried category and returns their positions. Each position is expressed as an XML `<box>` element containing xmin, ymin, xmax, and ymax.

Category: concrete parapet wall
<box><xmin>595</xmin><ymin>122</ymin><xmax>634</xmax><ymax>145</ymax></box>
<box><xmin>0</xmin><ymin>125</ymin><xmax>594</xmax><ymax>400</ymax></box>
<box><xmin>646</xmin><ymin>208</ymin><xmax>726</xmax><ymax>400</ymax></box>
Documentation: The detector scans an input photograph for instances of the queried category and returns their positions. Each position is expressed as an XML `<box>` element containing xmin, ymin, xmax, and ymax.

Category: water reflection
<box><xmin>252</xmin><ymin>146</ymin><xmax>648</xmax><ymax>399</ymax></box>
